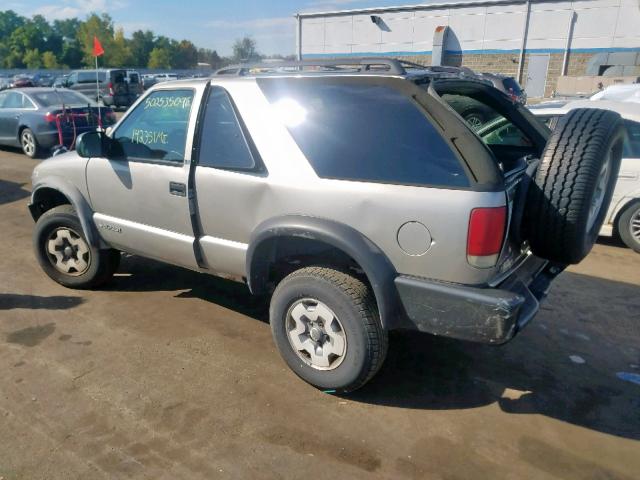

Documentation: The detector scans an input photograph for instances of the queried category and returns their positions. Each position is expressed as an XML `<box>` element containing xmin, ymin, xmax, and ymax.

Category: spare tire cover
<box><xmin>523</xmin><ymin>108</ymin><xmax>624</xmax><ymax>264</ymax></box>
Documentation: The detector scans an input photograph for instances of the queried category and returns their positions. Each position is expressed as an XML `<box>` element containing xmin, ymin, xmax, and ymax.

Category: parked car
<box><xmin>590</xmin><ymin>83</ymin><xmax>640</xmax><ymax>103</ymax></box>
<box><xmin>531</xmin><ymin>100</ymin><xmax>640</xmax><ymax>252</ymax></box>
<box><xmin>33</xmin><ymin>73</ymin><xmax>55</xmax><ymax>87</ymax></box>
<box><xmin>11</xmin><ymin>75</ymin><xmax>35</xmax><ymax>88</ymax></box>
<box><xmin>480</xmin><ymin>73</ymin><xmax>527</xmax><ymax>105</ymax></box>
<box><xmin>0</xmin><ymin>75</ymin><xmax>10</xmax><ymax>91</ymax></box>
<box><xmin>154</xmin><ymin>73</ymin><xmax>179</xmax><ymax>82</ymax></box>
<box><xmin>52</xmin><ymin>75</ymin><xmax>69</xmax><ymax>88</ymax></box>
<box><xmin>0</xmin><ymin>88</ymin><xmax>116</xmax><ymax>158</ymax></box>
<box><xmin>29</xmin><ymin>58</ymin><xmax>624</xmax><ymax>392</ymax></box>
<box><xmin>141</xmin><ymin>74</ymin><xmax>158</xmax><ymax>90</ymax></box>
<box><xmin>66</xmin><ymin>69</ymin><xmax>142</xmax><ymax>108</ymax></box>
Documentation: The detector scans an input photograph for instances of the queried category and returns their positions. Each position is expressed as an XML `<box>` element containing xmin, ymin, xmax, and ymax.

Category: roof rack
<box><xmin>214</xmin><ymin>58</ymin><xmax>411</xmax><ymax>76</ymax></box>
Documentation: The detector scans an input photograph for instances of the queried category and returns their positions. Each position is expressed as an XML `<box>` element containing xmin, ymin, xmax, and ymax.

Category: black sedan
<box><xmin>0</xmin><ymin>88</ymin><xmax>116</xmax><ymax>158</ymax></box>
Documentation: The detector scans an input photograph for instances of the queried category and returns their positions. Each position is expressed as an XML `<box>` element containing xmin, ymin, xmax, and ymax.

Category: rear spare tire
<box><xmin>524</xmin><ymin>108</ymin><xmax>624</xmax><ymax>264</ymax></box>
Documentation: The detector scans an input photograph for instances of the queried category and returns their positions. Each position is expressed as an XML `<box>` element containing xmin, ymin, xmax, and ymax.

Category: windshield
<box><xmin>32</xmin><ymin>90</ymin><xmax>95</xmax><ymax>107</ymax></box>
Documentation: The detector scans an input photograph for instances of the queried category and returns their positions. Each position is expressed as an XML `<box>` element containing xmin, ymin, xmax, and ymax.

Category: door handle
<box><xmin>169</xmin><ymin>182</ymin><xmax>186</xmax><ymax>196</ymax></box>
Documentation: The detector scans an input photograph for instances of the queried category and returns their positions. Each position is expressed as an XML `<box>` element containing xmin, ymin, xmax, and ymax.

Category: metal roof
<box><xmin>297</xmin><ymin>0</ymin><xmax>560</xmax><ymax>18</ymax></box>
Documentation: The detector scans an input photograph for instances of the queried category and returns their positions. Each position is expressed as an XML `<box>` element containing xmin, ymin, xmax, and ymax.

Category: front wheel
<box><xmin>33</xmin><ymin>205</ymin><xmax>120</xmax><ymax>289</ymax></box>
<box><xmin>270</xmin><ymin>267</ymin><xmax>388</xmax><ymax>393</ymax></box>
<box><xmin>617</xmin><ymin>201</ymin><xmax>640</xmax><ymax>253</ymax></box>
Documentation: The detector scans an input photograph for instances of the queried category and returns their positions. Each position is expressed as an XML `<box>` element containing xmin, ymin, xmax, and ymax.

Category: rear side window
<box><xmin>197</xmin><ymin>86</ymin><xmax>257</xmax><ymax>171</ymax></box>
<box><xmin>259</xmin><ymin>79</ymin><xmax>469</xmax><ymax>187</ymax></box>
<box><xmin>77</xmin><ymin>71</ymin><xmax>105</xmax><ymax>83</ymax></box>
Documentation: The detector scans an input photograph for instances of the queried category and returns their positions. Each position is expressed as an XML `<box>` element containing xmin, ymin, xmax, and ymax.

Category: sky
<box><xmin>4</xmin><ymin>0</ymin><xmax>412</xmax><ymax>56</ymax></box>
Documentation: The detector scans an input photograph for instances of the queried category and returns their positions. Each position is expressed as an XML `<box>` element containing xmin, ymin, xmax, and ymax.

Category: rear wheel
<box><xmin>617</xmin><ymin>201</ymin><xmax>640</xmax><ymax>253</ymax></box>
<box><xmin>524</xmin><ymin>108</ymin><xmax>625</xmax><ymax>264</ymax></box>
<box><xmin>270</xmin><ymin>267</ymin><xmax>388</xmax><ymax>393</ymax></box>
<box><xmin>20</xmin><ymin>128</ymin><xmax>41</xmax><ymax>158</ymax></box>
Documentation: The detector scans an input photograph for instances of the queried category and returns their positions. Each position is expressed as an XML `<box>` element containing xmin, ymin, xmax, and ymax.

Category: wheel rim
<box><xmin>46</xmin><ymin>227</ymin><xmax>91</xmax><ymax>276</ymax></box>
<box><xmin>21</xmin><ymin>130</ymin><xmax>35</xmax><ymax>156</ymax></box>
<box><xmin>465</xmin><ymin>115</ymin><xmax>483</xmax><ymax>130</ymax></box>
<box><xmin>630</xmin><ymin>208</ymin><xmax>640</xmax><ymax>243</ymax></box>
<box><xmin>285</xmin><ymin>298</ymin><xmax>347</xmax><ymax>371</ymax></box>
<box><xmin>587</xmin><ymin>149</ymin><xmax>613</xmax><ymax>232</ymax></box>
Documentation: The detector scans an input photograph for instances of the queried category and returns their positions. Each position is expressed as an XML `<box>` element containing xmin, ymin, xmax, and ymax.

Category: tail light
<box><xmin>108</xmin><ymin>82</ymin><xmax>114</xmax><ymax>95</ymax></box>
<box><xmin>44</xmin><ymin>112</ymin><xmax>57</xmax><ymax>123</ymax></box>
<box><xmin>467</xmin><ymin>206</ymin><xmax>507</xmax><ymax>268</ymax></box>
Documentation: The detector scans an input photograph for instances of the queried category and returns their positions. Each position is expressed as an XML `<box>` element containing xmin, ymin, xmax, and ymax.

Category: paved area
<box><xmin>1</xmin><ymin>146</ymin><xmax>639</xmax><ymax>479</ymax></box>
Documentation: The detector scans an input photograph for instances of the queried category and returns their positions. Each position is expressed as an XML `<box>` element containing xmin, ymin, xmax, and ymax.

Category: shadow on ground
<box><xmin>0</xmin><ymin>293</ymin><xmax>84</xmax><ymax>310</ymax></box>
<box><xmin>0</xmin><ymin>179</ymin><xmax>30</xmax><ymax>206</ymax></box>
<box><xmin>108</xmin><ymin>255</ymin><xmax>640</xmax><ymax>441</ymax></box>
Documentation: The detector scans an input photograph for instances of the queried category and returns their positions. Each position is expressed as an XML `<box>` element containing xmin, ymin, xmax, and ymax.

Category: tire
<box><xmin>33</xmin><ymin>205</ymin><xmax>120</xmax><ymax>289</ymax></box>
<box><xmin>463</xmin><ymin>110</ymin><xmax>485</xmax><ymax>131</ymax></box>
<box><xmin>524</xmin><ymin>108</ymin><xmax>625</xmax><ymax>264</ymax></box>
<box><xmin>270</xmin><ymin>267</ymin><xmax>388</xmax><ymax>393</ymax></box>
<box><xmin>617</xmin><ymin>201</ymin><xmax>640</xmax><ymax>253</ymax></box>
<box><xmin>20</xmin><ymin>128</ymin><xmax>41</xmax><ymax>158</ymax></box>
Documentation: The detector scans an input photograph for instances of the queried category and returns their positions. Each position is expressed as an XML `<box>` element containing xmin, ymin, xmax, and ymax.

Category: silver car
<box><xmin>28</xmin><ymin>59</ymin><xmax>625</xmax><ymax>392</ymax></box>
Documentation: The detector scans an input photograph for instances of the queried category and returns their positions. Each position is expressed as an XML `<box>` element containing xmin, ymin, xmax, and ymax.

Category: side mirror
<box><xmin>76</xmin><ymin>131</ymin><xmax>110</xmax><ymax>158</ymax></box>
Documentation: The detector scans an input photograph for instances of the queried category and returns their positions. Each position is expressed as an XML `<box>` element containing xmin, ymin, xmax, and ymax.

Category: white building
<box><xmin>296</xmin><ymin>0</ymin><xmax>640</xmax><ymax>97</ymax></box>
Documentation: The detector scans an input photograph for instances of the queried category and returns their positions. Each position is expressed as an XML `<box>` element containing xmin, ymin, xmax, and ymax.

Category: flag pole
<box><xmin>95</xmin><ymin>54</ymin><xmax>102</xmax><ymax>130</ymax></box>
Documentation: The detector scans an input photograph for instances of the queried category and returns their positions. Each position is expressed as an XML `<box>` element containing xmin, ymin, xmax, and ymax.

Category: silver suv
<box><xmin>29</xmin><ymin>59</ymin><xmax>625</xmax><ymax>392</ymax></box>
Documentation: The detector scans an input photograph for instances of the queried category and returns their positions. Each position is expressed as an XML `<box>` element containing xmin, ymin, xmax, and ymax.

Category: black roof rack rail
<box><xmin>214</xmin><ymin>57</ymin><xmax>409</xmax><ymax>76</ymax></box>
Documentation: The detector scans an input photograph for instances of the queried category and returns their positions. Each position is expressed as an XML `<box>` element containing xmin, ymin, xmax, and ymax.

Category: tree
<box><xmin>76</xmin><ymin>13</ymin><xmax>114</xmax><ymax>66</ymax></box>
<box><xmin>232</xmin><ymin>36</ymin><xmax>259</xmax><ymax>62</ymax></box>
<box><xmin>130</xmin><ymin>29</ymin><xmax>154</xmax><ymax>67</ymax></box>
<box><xmin>110</xmin><ymin>28</ymin><xmax>133</xmax><ymax>66</ymax></box>
<box><xmin>148</xmin><ymin>47</ymin><xmax>172</xmax><ymax>68</ymax></box>
<box><xmin>172</xmin><ymin>39</ymin><xmax>197</xmax><ymax>69</ymax></box>
<box><xmin>42</xmin><ymin>50</ymin><xmax>59</xmax><ymax>69</ymax></box>
<box><xmin>23</xmin><ymin>48</ymin><xmax>42</xmax><ymax>68</ymax></box>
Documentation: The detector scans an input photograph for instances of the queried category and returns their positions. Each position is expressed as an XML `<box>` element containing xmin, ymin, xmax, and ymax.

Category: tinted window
<box><xmin>198</xmin><ymin>87</ymin><xmax>256</xmax><ymax>170</ymax></box>
<box><xmin>77</xmin><ymin>71</ymin><xmax>106</xmax><ymax>83</ymax></box>
<box><xmin>479</xmin><ymin>118</ymin><xmax>533</xmax><ymax>147</ymax></box>
<box><xmin>128</xmin><ymin>72</ymin><xmax>140</xmax><ymax>83</ymax></box>
<box><xmin>113</xmin><ymin>89</ymin><xmax>194</xmax><ymax>163</ymax></box>
<box><xmin>259</xmin><ymin>79</ymin><xmax>468</xmax><ymax>187</ymax></box>
<box><xmin>32</xmin><ymin>90</ymin><xmax>95</xmax><ymax>107</ymax></box>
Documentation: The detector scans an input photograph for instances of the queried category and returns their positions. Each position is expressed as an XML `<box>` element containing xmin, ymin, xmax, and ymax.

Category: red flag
<box><xmin>93</xmin><ymin>36</ymin><xmax>104</xmax><ymax>57</ymax></box>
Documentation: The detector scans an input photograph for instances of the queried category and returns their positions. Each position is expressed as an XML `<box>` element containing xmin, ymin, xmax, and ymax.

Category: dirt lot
<box><xmin>1</xmin><ymin>147</ymin><xmax>639</xmax><ymax>480</ymax></box>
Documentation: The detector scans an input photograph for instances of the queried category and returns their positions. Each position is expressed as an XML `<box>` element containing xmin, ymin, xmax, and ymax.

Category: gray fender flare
<box><xmin>246</xmin><ymin>215</ymin><xmax>403</xmax><ymax>330</ymax></box>
<box><xmin>30</xmin><ymin>177</ymin><xmax>103</xmax><ymax>248</ymax></box>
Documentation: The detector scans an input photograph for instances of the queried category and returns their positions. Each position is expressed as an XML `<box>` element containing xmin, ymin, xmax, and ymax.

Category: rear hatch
<box><xmin>427</xmin><ymin>79</ymin><xmax>551</xmax><ymax>279</ymax></box>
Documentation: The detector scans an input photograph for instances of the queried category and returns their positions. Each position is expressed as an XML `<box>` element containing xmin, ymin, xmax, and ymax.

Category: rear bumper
<box><xmin>395</xmin><ymin>255</ymin><xmax>564</xmax><ymax>344</ymax></box>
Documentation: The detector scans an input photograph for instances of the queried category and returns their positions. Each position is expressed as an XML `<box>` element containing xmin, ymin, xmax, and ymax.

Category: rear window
<box><xmin>32</xmin><ymin>90</ymin><xmax>94</xmax><ymax>107</ymax></box>
<box><xmin>128</xmin><ymin>72</ymin><xmax>140</xmax><ymax>83</ymax></box>
<box><xmin>258</xmin><ymin>79</ymin><xmax>469</xmax><ymax>187</ymax></box>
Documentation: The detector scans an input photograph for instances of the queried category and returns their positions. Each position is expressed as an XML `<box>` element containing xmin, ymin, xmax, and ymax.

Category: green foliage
<box><xmin>0</xmin><ymin>9</ymin><xmax>245</xmax><ymax>70</ymax></box>
<box><xmin>42</xmin><ymin>51</ymin><xmax>59</xmax><ymax>69</ymax></box>
<box><xmin>23</xmin><ymin>48</ymin><xmax>42</xmax><ymax>68</ymax></box>
<box><xmin>148</xmin><ymin>47</ymin><xmax>172</xmax><ymax>68</ymax></box>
